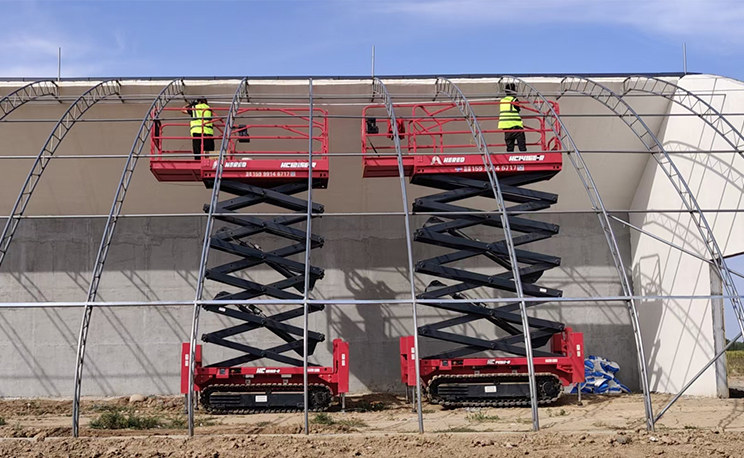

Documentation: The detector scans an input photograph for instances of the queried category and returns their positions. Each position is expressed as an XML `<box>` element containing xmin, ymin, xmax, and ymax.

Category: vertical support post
<box><xmin>372</xmin><ymin>78</ymin><xmax>424</xmax><ymax>433</ymax></box>
<box><xmin>57</xmin><ymin>47</ymin><xmax>61</xmax><ymax>82</ymax></box>
<box><xmin>303</xmin><ymin>78</ymin><xmax>315</xmax><ymax>435</ymax></box>
<box><xmin>187</xmin><ymin>78</ymin><xmax>248</xmax><ymax>437</ymax></box>
<box><xmin>683</xmin><ymin>43</ymin><xmax>688</xmax><ymax>74</ymax></box>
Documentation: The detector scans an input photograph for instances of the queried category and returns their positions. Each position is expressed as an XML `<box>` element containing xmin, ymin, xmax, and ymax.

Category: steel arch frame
<box><xmin>371</xmin><ymin>77</ymin><xmax>425</xmax><ymax>433</ymax></box>
<box><xmin>434</xmin><ymin>77</ymin><xmax>541</xmax><ymax>431</ymax></box>
<box><xmin>621</xmin><ymin>75</ymin><xmax>744</xmax><ymax>419</ymax></box>
<box><xmin>0</xmin><ymin>80</ymin><xmax>122</xmax><ymax>271</ymax></box>
<box><xmin>71</xmin><ymin>79</ymin><xmax>185</xmax><ymax>437</ymax></box>
<box><xmin>561</xmin><ymin>75</ymin><xmax>744</xmax><ymax>425</ymax></box>
<box><xmin>497</xmin><ymin>75</ymin><xmax>656</xmax><ymax>431</ymax></box>
<box><xmin>623</xmin><ymin>75</ymin><xmax>744</xmax><ymax>155</ymax></box>
<box><xmin>186</xmin><ymin>78</ymin><xmax>250</xmax><ymax>436</ymax></box>
<box><xmin>0</xmin><ymin>80</ymin><xmax>59</xmax><ymax>121</ymax></box>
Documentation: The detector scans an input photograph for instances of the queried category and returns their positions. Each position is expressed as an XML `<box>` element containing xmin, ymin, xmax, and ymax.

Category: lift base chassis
<box><xmin>400</xmin><ymin>330</ymin><xmax>584</xmax><ymax>407</ymax></box>
<box><xmin>182</xmin><ymin>339</ymin><xmax>349</xmax><ymax>413</ymax></box>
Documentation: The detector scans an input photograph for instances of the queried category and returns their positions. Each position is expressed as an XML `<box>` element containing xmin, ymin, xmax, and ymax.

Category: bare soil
<box><xmin>0</xmin><ymin>392</ymin><xmax>742</xmax><ymax>457</ymax></box>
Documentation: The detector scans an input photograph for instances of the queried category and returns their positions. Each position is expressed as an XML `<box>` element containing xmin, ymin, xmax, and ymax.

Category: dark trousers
<box><xmin>504</xmin><ymin>127</ymin><xmax>526</xmax><ymax>152</ymax></box>
<box><xmin>191</xmin><ymin>133</ymin><xmax>215</xmax><ymax>160</ymax></box>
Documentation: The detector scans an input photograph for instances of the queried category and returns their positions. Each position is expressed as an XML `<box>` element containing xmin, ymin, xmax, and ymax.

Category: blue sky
<box><xmin>1</xmin><ymin>0</ymin><xmax>744</xmax><ymax>79</ymax></box>
<box><xmin>3</xmin><ymin>0</ymin><xmax>744</xmax><ymax>338</ymax></box>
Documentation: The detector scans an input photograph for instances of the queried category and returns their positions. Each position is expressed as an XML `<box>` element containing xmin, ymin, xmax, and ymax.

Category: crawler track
<box><xmin>201</xmin><ymin>383</ymin><xmax>333</xmax><ymax>414</ymax></box>
<box><xmin>426</xmin><ymin>373</ymin><xmax>563</xmax><ymax>408</ymax></box>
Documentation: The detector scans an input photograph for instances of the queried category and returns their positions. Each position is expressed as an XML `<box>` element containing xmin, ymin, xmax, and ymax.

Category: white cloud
<box><xmin>382</xmin><ymin>0</ymin><xmax>744</xmax><ymax>50</ymax></box>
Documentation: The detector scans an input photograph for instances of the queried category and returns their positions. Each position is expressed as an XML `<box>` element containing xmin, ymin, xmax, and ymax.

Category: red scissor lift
<box><xmin>362</xmin><ymin>100</ymin><xmax>584</xmax><ymax>407</ymax></box>
<box><xmin>150</xmin><ymin>106</ymin><xmax>348</xmax><ymax>413</ymax></box>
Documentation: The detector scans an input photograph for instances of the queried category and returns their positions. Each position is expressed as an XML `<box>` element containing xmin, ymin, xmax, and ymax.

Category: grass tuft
<box><xmin>727</xmin><ymin>350</ymin><xmax>744</xmax><ymax>376</ymax></box>
<box><xmin>466</xmin><ymin>411</ymin><xmax>500</xmax><ymax>423</ymax></box>
<box><xmin>310</xmin><ymin>412</ymin><xmax>367</xmax><ymax>428</ymax></box>
<box><xmin>88</xmin><ymin>407</ymin><xmax>190</xmax><ymax>430</ymax></box>
<box><xmin>310</xmin><ymin>412</ymin><xmax>334</xmax><ymax>425</ymax></box>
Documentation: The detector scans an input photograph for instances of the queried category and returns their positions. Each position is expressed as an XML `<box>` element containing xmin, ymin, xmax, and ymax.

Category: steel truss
<box><xmin>432</xmin><ymin>77</ymin><xmax>542</xmax><ymax>430</ymax></box>
<box><xmin>560</xmin><ymin>75</ymin><xmax>744</xmax><ymax>428</ymax></box>
<box><xmin>371</xmin><ymin>78</ymin><xmax>425</xmax><ymax>433</ymax></box>
<box><xmin>620</xmin><ymin>75</ymin><xmax>744</xmax><ymax>419</ymax></box>
<box><xmin>187</xmin><ymin>78</ymin><xmax>249</xmax><ymax>436</ymax></box>
<box><xmin>497</xmin><ymin>76</ymin><xmax>656</xmax><ymax>431</ymax></box>
<box><xmin>623</xmin><ymin>76</ymin><xmax>744</xmax><ymax>154</ymax></box>
<box><xmin>0</xmin><ymin>80</ymin><xmax>122</xmax><ymax>271</ymax></box>
<box><xmin>0</xmin><ymin>80</ymin><xmax>59</xmax><ymax>121</ymax></box>
<box><xmin>1</xmin><ymin>75</ymin><xmax>744</xmax><ymax>436</ymax></box>
<box><xmin>70</xmin><ymin>79</ymin><xmax>185</xmax><ymax>437</ymax></box>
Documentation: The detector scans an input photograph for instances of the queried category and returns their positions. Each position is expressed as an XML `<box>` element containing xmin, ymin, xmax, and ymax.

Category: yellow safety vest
<box><xmin>190</xmin><ymin>103</ymin><xmax>214</xmax><ymax>135</ymax></box>
<box><xmin>498</xmin><ymin>96</ymin><xmax>523</xmax><ymax>129</ymax></box>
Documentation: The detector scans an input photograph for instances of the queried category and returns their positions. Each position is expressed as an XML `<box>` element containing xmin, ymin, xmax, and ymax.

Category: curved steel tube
<box><xmin>499</xmin><ymin>75</ymin><xmax>656</xmax><ymax>431</ymax></box>
<box><xmin>623</xmin><ymin>76</ymin><xmax>744</xmax><ymax>155</ymax></box>
<box><xmin>187</xmin><ymin>78</ymin><xmax>249</xmax><ymax>436</ymax></box>
<box><xmin>0</xmin><ymin>80</ymin><xmax>59</xmax><ymax>121</ymax></box>
<box><xmin>620</xmin><ymin>75</ymin><xmax>744</xmax><ymax>419</ymax></box>
<box><xmin>302</xmin><ymin>78</ymin><xmax>314</xmax><ymax>434</ymax></box>
<box><xmin>71</xmin><ymin>79</ymin><xmax>185</xmax><ymax>437</ymax></box>
<box><xmin>562</xmin><ymin>75</ymin><xmax>744</xmax><ymax>423</ymax></box>
<box><xmin>434</xmin><ymin>77</ymin><xmax>540</xmax><ymax>430</ymax></box>
<box><xmin>371</xmin><ymin>78</ymin><xmax>424</xmax><ymax>433</ymax></box>
<box><xmin>0</xmin><ymin>80</ymin><xmax>121</xmax><ymax>271</ymax></box>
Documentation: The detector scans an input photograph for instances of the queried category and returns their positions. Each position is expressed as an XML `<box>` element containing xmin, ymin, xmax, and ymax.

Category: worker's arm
<box><xmin>181</xmin><ymin>102</ymin><xmax>193</xmax><ymax>116</ymax></box>
<box><xmin>513</xmin><ymin>98</ymin><xmax>521</xmax><ymax>113</ymax></box>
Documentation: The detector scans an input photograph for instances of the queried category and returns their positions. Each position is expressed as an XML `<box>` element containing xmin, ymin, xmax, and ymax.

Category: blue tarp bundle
<box><xmin>570</xmin><ymin>355</ymin><xmax>631</xmax><ymax>395</ymax></box>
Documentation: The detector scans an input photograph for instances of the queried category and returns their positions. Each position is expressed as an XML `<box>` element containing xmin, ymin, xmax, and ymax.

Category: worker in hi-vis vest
<box><xmin>499</xmin><ymin>83</ymin><xmax>527</xmax><ymax>152</ymax></box>
<box><xmin>182</xmin><ymin>97</ymin><xmax>215</xmax><ymax>160</ymax></box>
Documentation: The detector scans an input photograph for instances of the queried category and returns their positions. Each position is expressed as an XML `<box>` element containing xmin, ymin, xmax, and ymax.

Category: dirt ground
<box><xmin>0</xmin><ymin>391</ymin><xmax>743</xmax><ymax>457</ymax></box>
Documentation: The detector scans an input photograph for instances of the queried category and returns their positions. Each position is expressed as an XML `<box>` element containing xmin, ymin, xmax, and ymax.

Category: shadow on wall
<box><xmin>629</xmin><ymin>137</ymin><xmax>744</xmax><ymax>394</ymax></box>
<box><xmin>0</xmin><ymin>212</ymin><xmax>642</xmax><ymax>396</ymax></box>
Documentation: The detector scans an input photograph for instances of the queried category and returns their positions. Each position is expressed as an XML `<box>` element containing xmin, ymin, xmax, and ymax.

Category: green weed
<box><xmin>89</xmin><ymin>408</ymin><xmax>161</xmax><ymax>430</ymax></box>
<box><xmin>310</xmin><ymin>412</ymin><xmax>367</xmax><ymax>428</ymax></box>
<box><xmin>466</xmin><ymin>411</ymin><xmax>500</xmax><ymax>423</ymax></box>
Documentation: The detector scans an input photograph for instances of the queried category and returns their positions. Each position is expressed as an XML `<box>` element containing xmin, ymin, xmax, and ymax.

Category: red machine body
<box><xmin>362</xmin><ymin>101</ymin><xmax>563</xmax><ymax>178</ymax></box>
<box><xmin>150</xmin><ymin>106</ymin><xmax>329</xmax><ymax>184</ymax></box>
<box><xmin>154</xmin><ymin>106</ymin><xmax>344</xmax><ymax>412</ymax></box>
<box><xmin>181</xmin><ymin>339</ymin><xmax>349</xmax><ymax>396</ymax></box>
<box><xmin>399</xmin><ymin>330</ymin><xmax>584</xmax><ymax>391</ymax></box>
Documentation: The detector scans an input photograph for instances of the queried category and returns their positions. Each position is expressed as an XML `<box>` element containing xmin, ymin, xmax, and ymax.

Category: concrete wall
<box><xmin>631</xmin><ymin>75</ymin><xmax>744</xmax><ymax>396</ymax></box>
<box><xmin>0</xmin><ymin>76</ymin><xmax>681</xmax><ymax>397</ymax></box>
<box><xmin>0</xmin><ymin>212</ymin><xmax>639</xmax><ymax>397</ymax></box>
